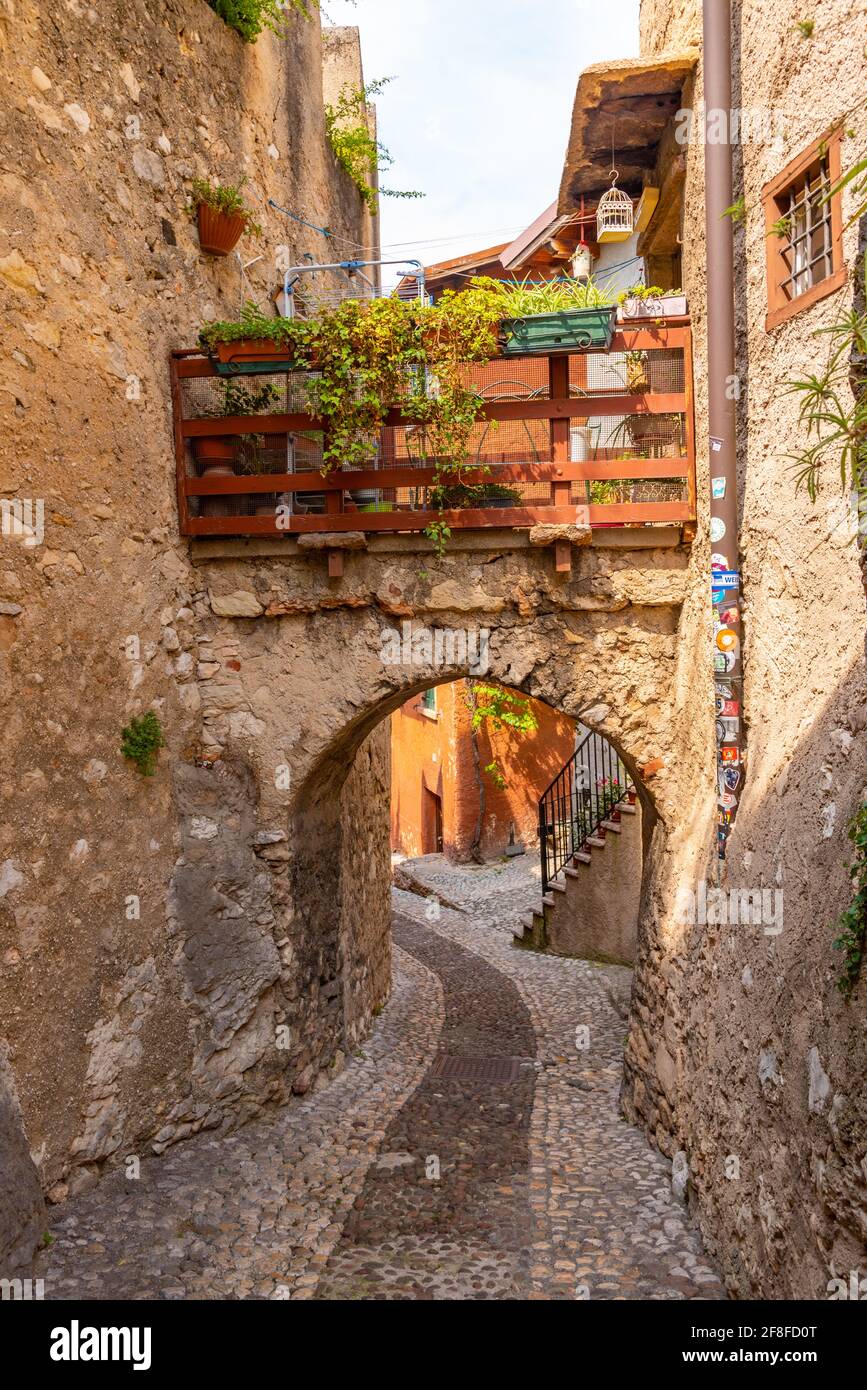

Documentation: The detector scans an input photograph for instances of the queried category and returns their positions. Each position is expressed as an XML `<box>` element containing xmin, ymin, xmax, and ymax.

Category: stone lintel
<box><xmin>295</xmin><ymin>532</ymin><xmax>368</xmax><ymax>551</ymax></box>
<box><xmin>527</xmin><ymin>523</ymin><xmax>592</xmax><ymax>548</ymax></box>
<box><xmin>189</xmin><ymin>527</ymin><xmax>684</xmax><ymax>564</ymax></box>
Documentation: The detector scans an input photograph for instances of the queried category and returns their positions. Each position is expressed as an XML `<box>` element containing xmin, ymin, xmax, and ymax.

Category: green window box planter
<box><xmin>500</xmin><ymin>306</ymin><xmax>616</xmax><ymax>356</ymax></box>
<box><xmin>211</xmin><ymin>339</ymin><xmax>306</xmax><ymax>376</ymax></box>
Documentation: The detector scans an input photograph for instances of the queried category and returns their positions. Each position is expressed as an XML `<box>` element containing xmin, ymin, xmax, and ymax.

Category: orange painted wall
<box><xmin>390</xmin><ymin>680</ymin><xmax>575</xmax><ymax>861</ymax></box>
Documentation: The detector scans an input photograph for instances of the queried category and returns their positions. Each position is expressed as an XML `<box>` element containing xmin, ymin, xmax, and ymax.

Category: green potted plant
<box><xmin>199</xmin><ymin>302</ymin><xmax>306</xmax><ymax>374</ymax></box>
<box><xmin>597</xmin><ymin>775</ymin><xmax>623</xmax><ymax>821</ymax></box>
<box><xmin>494</xmin><ymin>275</ymin><xmax>616</xmax><ymax>355</ymax></box>
<box><xmin>617</xmin><ymin>284</ymin><xmax>687</xmax><ymax>320</ymax></box>
<box><xmin>428</xmin><ymin>480</ymin><xmax>523</xmax><ymax>510</ymax></box>
<box><xmin>192</xmin><ymin>176</ymin><xmax>263</xmax><ymax>257</ymax></box>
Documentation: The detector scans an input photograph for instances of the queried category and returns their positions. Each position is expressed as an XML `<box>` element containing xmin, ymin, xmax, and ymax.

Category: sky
<box><xmin>323</xmin><ymin>0</ymin><xmax>640</xmax><ymax>281</ymax></box>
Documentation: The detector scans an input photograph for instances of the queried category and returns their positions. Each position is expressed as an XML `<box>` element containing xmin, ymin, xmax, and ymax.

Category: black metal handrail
<box><xmin>538</xmin><ymin>731</ymin><xmax>634</xmax><ymax>894</ymax></box>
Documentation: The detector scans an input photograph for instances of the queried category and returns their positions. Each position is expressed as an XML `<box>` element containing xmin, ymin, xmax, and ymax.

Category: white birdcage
<box><xmin>596</xmin><ymin>172</ymin><xmax>634</xmax><ymax>243</ymax></box>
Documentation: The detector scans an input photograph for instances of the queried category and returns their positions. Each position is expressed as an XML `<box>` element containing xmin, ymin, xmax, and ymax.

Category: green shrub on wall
<box><xmin>206</xmin><ymin>0</ymin><xmax>312</xmax><ymax>44</ymax></box>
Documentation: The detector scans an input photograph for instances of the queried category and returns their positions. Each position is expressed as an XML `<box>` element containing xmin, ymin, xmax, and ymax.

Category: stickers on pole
<box><xmin>710</xmin><ymin>517</ymin><xmax>727</xmax><ymax>543</ymax></box>
<box><xmin>711</xmin><ymin>477</ymin><xmax>726</xmax><ymax>498</ymax></box>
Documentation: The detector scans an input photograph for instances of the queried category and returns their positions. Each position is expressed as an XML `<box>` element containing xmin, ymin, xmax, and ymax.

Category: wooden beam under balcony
<box><xmin>180</xmin><ymin>392</ymin><xmax>687</xmax><ymax>440</ymax></box>
<box><xmin>182</xmin><ymin>501</ymin><xmax>693</xmax><ymax>537</ymax></box>
<box><xmin>184</xmin><ymin>457</ymin><xmax>692</xmax><ymax>495</ymax></box>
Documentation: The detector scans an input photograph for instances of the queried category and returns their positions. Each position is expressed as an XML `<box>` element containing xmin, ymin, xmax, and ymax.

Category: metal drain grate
<box><xmin>429</xmin><ymin>1055</ymin><xmax>521</xmax><ymax>1083</ymax></box>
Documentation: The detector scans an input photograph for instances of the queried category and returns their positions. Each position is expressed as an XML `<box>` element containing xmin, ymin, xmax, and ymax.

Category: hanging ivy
<box><xmin>206</xmin><ymin>0</ymin><xmax>312</xmax><ymax>44</ymax></box>
<box><xmin>198</xmin><ymin>275</ymin><xmax>614</xmax><ymax>552</ymax></box>
<box><xmin>324</xmin><ymin>79</ymin><xmax>423</xmax><ymax>214</ymax></box>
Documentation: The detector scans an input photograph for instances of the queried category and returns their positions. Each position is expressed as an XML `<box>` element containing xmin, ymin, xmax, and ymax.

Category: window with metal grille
<box><xmin>763</xmin><ymin>129</ymin><xmax>845</xmax><ymax>330</ymax></box>
<box><xmin>421</xmin><ymin>688</ymin><xmax>436</xmax><ymax>712</ymax></box>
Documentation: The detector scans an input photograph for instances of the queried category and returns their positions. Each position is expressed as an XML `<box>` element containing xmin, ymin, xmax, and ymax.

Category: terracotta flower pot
<box><xmin>197</xmin><ymin>460</ymin><xmax>236</xmax><ymax>519</ymax></box>
<box><xmin>193</xmin><ymin>436</ymin><xmax>236</xmax><ymax>464</ymax></box>
<box><xmin>197</xmin><ymin>204</ymin><xmax>247</xmax><ymax>257</ymax></box>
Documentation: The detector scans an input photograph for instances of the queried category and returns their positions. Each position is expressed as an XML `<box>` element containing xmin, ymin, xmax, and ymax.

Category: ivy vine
<box><xmin>324</xmin><ymin>79</ymin><xmax>423</xmax><ymax>213</ymax></box>
<box><xmin>198</xmin><ymin>275</ymin><xmax>615</xmax><ymax>553</ymax></box>
<box><xmin>832</xmin><ymin>800</ymin><xmax>867</xmax><ymax>999</ymax></box>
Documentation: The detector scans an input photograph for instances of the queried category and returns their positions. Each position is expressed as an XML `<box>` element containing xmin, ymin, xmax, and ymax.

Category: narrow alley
<box><xmin>42</xmin><ymin>860</ymin><xmax>724</xmax><ymax>1301</ymax></box>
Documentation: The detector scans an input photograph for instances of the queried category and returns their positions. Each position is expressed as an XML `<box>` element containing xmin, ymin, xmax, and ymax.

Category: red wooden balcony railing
<box><xmin>171</xmin><ymin>320</ymin><xmax>696</xmax><ymax>548</ymax></box>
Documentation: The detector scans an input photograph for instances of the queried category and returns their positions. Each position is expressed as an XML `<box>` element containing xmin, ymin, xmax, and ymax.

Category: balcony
<box><xmin>171</xmin><ymin>318</ymin><xmax>695</xmax><ymax>557</ymax></box>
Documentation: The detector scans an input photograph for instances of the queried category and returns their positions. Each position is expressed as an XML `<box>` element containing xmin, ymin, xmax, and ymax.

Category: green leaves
<box><xmin>325</xmin><ymin>79</ymin><xmax>422</xmax><ymax>213</ymax></box>
<box><xmin>721</xmin><ymin>195</ymin><xmax>746</xmax><ymax>223</ymax></box>
<box><xmin>832</xmin><ymin>801</ymin><xmax>867</xmax><ymax>999</ymax></box>
<box><xmin>468</xmin><ymin>273</ymin><xmax>613</xmax><ymax>316</ymax></box>
<box><xmin>190</xmin><ymin>176</ymin><xmax>261</xmax><ymax>236</ymax></box>
<box><xmin>785</xmin><ymin>253</ymin><xmax>867</xmax><ymax>502</ymax></box>
<box><xmin>207</xmin><ymin>0</ymin><xmax>312</xmax><ymax>44</ymax></box>
<box><xmin>121</xmin><ymin>711</ymin><xmax>165</xmax><ymax>777</ymax></box>
<box><xmin>466</xmin><ymin>683</ymin><xmax>538</xmax><ymax>791</ymax></box>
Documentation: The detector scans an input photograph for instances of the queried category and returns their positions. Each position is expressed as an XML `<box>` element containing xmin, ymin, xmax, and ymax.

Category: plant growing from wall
<box><xmin>832</xmin><ymin>800</ymin><xmax>867</xmax><ymax>998</ymax></box>
<box><xmin>794</xmin><ymin>18</ymin><xmax>815</xmax><ymax>37</ymax></box>
<box><xmin>721</xmin><ymin>195</ymin><xmax>746</xmax><ymax>223</ymax></box>
<box><xmin>785</xmin><ymin>252</ymin><xmax>867</xmax><ymax>502</ymax></box>
<box><xmin>324</xmin><ymin>79</ymin><xmax>423</xmax><ymax>213</ymax></box>
<box><xmin>464</xmin><ymin>682</ymin><xmax>539</xmax><ymax>862</ymax></box>
<box><xmin>206</xmin><ymin>0</ymin><xmax>312</xmax><ymax>43</ymax></box>
<box><xmin>121</xmin><ymin>711</ymin><xmax>165</xmax><ymax>777</ymax></box>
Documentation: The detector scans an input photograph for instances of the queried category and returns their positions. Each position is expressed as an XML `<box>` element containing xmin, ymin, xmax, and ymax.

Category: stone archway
<box><xmin>159</xmin><ymin>535</ymin><xmax>689</xmax><ymax>1149</ymax></box>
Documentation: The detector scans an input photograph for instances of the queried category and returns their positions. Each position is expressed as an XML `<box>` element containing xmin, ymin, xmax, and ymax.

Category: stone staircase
<box><xmin>513</xmin><ymin>799</ymin><xmax>640</xmax><ymax>961</ymax></box>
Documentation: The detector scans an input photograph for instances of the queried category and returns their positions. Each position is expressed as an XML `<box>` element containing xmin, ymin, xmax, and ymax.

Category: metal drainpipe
<box><xmin>703</xmin><ymin>0</ymin><xmax>743</xmax><ymax>864</ymax></box>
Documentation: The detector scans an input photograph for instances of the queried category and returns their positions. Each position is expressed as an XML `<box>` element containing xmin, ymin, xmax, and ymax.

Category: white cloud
<box><xmin>323</xmin><ymin>0</ymin><xmax>640</xmax><ymax>277</ymax></box>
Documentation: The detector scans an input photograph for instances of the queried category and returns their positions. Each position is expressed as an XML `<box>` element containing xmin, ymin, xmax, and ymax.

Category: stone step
<box><xmin>572</xmin><ymin>850</ymin><xmax>592</xmax><ymax>865</ymax></box>
<box><xmin>542</xmin><ymin>893</ymin><xmax>555</xmax><ymax>908</ymax></box>
<box><xmin>601</xmin><ymin>818</ymin><xmax>622</xmax><ymax>833</ymax></box>
<box><xmin>586</xmin><ymin>835</ymin><xmax>606</xmax><ymax>849</ymax></box>
<box><xmin>619</xmin><ymin>801</ymin><xmax>638</xmax><ymax>814</ymax></box>
<box><xmin>550</xmin><ymin>880</ymin><xmax>566</xmax><ymax>893</ymax></box>
<box><xmin>564</xmin><ymin>865</ymin><xmax>581</xmax><ymax>879</ymax></box>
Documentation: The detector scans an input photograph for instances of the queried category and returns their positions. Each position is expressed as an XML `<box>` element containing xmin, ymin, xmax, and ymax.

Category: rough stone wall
<box><xmin>0</xmin><ymin>1044</ymin><xmax>45</xmax><ymax>1276</ymax></box>
<box><xmin>626</xmin><ymin>0</ymin><xmax>867</xmax><ymax>1297</ymax></box>
<box><xmin>0</xmin><ymin>0</ymin><xmax>383</xmax><ymax>1255</ymax></box>
<box><xmin>545</xmin><ymin>804</ymin><xmax>643</xmax><ymax>966</ymax></box>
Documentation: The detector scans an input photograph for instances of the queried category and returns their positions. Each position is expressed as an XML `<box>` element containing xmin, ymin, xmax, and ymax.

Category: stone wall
<box><xmin>624</xmin><ymin>0</ymin><xmax>867</xmax><ymax>1297</ymax></box>
<box><xmin>0</xmin><ymin>0</ymin><xmax>384</xmax><ymax>1262</ymax></box>
<box><xmin>544</xmin><ymin>803</ymin><xmax>643</xmax><ymax>966</ymax></box>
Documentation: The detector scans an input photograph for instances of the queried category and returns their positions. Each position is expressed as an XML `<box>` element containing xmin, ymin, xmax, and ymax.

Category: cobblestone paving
<box><xmin>42</xmin><ymin>855</ymin><xmax>725</xmax><ymax>1301</ymax></box>
<box><xmin>42</xmin><ymin>946</ymin><xmax>443</xmax><ymax>1300</ymax></box>
<box><xmin>315</xmin><ymin>915</ymin><xmax>536</xmax><ymax>1300</ymax></box>
<box><xmin>393</xmin><ymin>855</ymin><xmax>726</xmax><ymax>1301</ymax></box>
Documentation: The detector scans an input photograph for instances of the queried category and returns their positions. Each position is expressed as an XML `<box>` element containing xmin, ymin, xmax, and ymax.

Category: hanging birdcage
<box><xmin>596</xmin><ymin>171</ymin><xmax>634</xmax><ymax>243</ymax></box>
